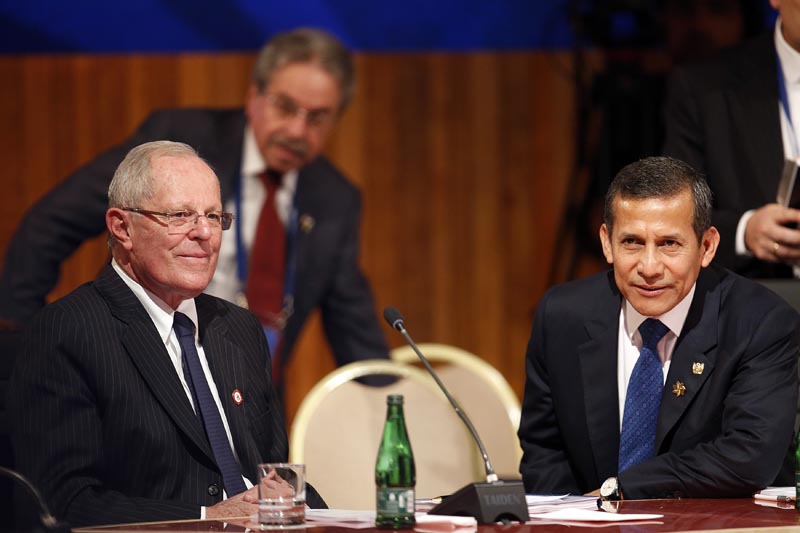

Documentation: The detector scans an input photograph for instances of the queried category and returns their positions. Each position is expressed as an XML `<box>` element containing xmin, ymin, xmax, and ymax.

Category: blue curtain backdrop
<box><xmin>0</xmin><ymin>0</ymin><xmax>577</xmax><ymax>53</ymax></box>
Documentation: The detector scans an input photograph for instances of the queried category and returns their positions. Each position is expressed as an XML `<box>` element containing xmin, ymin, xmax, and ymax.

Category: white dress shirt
<box><xmin>615</xmin><ymin>284</ymin><xmax>695</xmax><ymax>429</ymax></box>
<box><xmin>111</xmin><ymin>259</ymin><xmax>252</xmax><ymax>505</ymax></box>
<box><xmin>205</xmin><ymin>126</ymin><xmax>298</xmax><ymax>303</ymax></box>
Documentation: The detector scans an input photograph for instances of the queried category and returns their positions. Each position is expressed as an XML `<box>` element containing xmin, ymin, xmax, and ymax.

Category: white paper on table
<box><xmin>304</xmin><ymin>509</ymin><xmax>477</xmax><ymax>530</ymax></box>
<box><xmin>305</xmin><ymin>509</ymin><xmax>376</xmax><ymax>528</ymax></box>
<box><xmin>755</xmin><ymin>486</ymin><xmax>794</xmax><ymax>499</ymax></box>
<box><xmin>527</xmin><ymin>494</ymin><xmax>599</xmax><ymax>514</ymax></box>
<box><xmin>529</xmin><ymin>509</ymin><xmax>663</xmax><ymax>522</ymax></box>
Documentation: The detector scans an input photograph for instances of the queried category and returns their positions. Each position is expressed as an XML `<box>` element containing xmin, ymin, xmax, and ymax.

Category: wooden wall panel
<box><xmin>0</xmin><ymin>51</ymin><xmax>581</xmax><ymax>429</ymax></box>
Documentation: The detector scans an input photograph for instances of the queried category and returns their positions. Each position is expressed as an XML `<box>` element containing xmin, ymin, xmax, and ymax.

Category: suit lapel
<box><xmin>580</xmin><ymin>274</ymin><xmax>624</xmax><ymax>480</ymax></box>
<box><xmin>293</xmin><ymin>165</ymin><xmax>315</xmax><ymax>285</ymax></box>
<box><xmin>94</xmin><ymin>266</ymin><xmax>215</xmax><ymax>463</ymax></box>
<box><xmin>656</xmin><ymin>269</ymin><xmax>720</xmax><ymax>450</ymax></box>
<box><xmin>196</xmin><ymin>298</ymin><xmax>263</xmax><ymax>483</ymax></box>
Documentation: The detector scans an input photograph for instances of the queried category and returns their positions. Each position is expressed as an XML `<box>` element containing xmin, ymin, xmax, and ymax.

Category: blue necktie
<box><xmin>173</xmin><ymin>312</ymin><xmax>247</xmax><ymax>497</ymax></box>
<box><xmin>618</xmin><ymin>318</ymin><xmax>670</xmax><ymax>472</ymax></box>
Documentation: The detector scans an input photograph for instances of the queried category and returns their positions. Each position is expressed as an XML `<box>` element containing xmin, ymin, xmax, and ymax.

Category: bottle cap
<box><xmin>387</xmin><ymin>394</ymin><xmax>404</xmax><ymax>405</ymax></box>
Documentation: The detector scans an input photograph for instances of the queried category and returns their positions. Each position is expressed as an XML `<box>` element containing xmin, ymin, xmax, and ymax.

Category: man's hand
<box><xmin>745</xmin><ymin>204</ymin><xmax>800</xmax><ymax>263</ymax></box>
<box><xmin>205</xmin><ymin>485</ymin><xmax>259</xmax><ymax>520</ymax></box>
<box><xmin>259</xmin><ymin>467</ymin><xmax>296</xmax><ymax>499</ymax></box>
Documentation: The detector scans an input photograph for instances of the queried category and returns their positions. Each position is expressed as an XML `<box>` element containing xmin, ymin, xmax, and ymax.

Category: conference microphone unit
<box><xmin>382</xmin><ymin>306</ymin><xmax>529</xmax><ymax>524</ymax></box>
<box><xmin>0</xmin><ymin>466</ymin><xmax>70</xmax><ymax>533</ymax></box>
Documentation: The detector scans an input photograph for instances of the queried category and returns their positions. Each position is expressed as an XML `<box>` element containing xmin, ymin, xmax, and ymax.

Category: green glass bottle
<box><xmin>375</xmin><ymin>394</ymin><xmax>416</xmax><ymax>529</ymax></box>
<box><xmin>795</xmin><ymin>431</ymin><xmax>800</xmax><ymax>510</ymax></box>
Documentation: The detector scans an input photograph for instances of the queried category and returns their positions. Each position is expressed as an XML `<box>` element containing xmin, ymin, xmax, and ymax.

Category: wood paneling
<box><xmin>0</xmin><ymin>51</ymin><xmax>581</xmax><ymax>429</ymax></box>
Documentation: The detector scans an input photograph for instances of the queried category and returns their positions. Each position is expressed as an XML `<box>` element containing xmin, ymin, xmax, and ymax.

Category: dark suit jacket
<box><xmin>0</xmin><ymin>108</ymin><xmax>388</xmax><ymax>370</ymax></box>
<box><xmin>663</xmin><ymin>32</ymin><xmax>791</xmax><ymax>278</ymax></box>
<box><xmin>8</xmin><ymin>266</ymin><xmax>325</xmax><ymax>526</ymax></box>
<box><xmin>518</xmin><ymin>266</ymin><xmax>799</xmax><ymax>498</ymax></box>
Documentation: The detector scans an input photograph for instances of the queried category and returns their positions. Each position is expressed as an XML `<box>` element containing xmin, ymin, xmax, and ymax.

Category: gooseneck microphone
<box><xmin>383</xmin><ymin>306</ymin><xmax>529</xmax><ymax>524</ymax></box>
<box><xmin>0</xmin><ymin>466</ymin><xmax>70</xmax><ymax>532</ymax></box>
<box><xmin>383</xmin><ymin>306</ymin><xmax>498</xmax><ymax>483</ymax></box>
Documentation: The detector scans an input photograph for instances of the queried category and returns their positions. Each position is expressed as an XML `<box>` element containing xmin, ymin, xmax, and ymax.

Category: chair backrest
<box><xmin>756</xmin><ymin>279</ymin><xmax>800</xmax><ymax>312</ymax></box>
<box><xmin>289</xmin><ymin>360</ymin><xmax>483</xmax><ymax>510</ymax></box>
<box><xmin>390</xmin><ymin>343</ymin><xmax>522</xmax><ymax>479</ymax></box>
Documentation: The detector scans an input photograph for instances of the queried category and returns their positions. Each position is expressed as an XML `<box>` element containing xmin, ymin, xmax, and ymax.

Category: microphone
<box><xmin>383</xmin><ymin>306</ymin><xmax>529</xmax><ymax>524</ymax></box>
<box><xmin>0</xmin><ymin>466</ymin><xmax>70</xmax><ymax>532</ymax></box>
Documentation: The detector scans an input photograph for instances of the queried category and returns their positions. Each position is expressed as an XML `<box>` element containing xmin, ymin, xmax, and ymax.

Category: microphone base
<box><xmin>428</xmin><ymin>480</ymin><xmax>529</xmax><ymax>524</ymax></box>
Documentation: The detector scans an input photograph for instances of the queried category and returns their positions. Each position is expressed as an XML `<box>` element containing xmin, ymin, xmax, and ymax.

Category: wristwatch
<box><xmin>600</xmin><ymin>476</ymin><xmax>623</xmax><ymax>501</ymax></box>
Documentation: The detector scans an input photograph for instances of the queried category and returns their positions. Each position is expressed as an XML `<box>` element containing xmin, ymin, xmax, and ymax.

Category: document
<box><xmin>776</xmin><ymin>159</ymin><xmax>800</xmax><ymax>208</ymax></box>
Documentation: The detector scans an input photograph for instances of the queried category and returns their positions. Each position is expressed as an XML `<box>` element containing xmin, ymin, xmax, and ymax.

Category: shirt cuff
<box><xmin>736</xmin><ymin>210</ymin><xmax>756</xmax><ymax>256</ymax></box>
<box><xmin>200</xmin><ymin>506</ymin><xmax>206</xmax><ymax>520</ymax></box>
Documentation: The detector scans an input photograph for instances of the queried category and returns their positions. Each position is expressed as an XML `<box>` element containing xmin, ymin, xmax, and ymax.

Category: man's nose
<box><xmin>188</xmin><ymin>215</ymin><xmax>213</xmax><ymax>239</ymax></box>
<box><xmin>285</xmin><ymin>111</ymin><xmax>309</xmax><ymax>137</ymax></box>
<box><xmin>637</xmin><ymin>245</ymin><xmax>663</xmax><ymax>277</ymax></box>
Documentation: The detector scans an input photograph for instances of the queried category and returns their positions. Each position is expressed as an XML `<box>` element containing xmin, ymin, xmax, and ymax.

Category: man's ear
<box><xmin>106</xmin><ymin>208</ymin><xmax>133</xmax><ymax>250</ymax></box>
<box><xmin>599</xmin><ymin>224</ymin><xmax>614</xmax><ymax>265</ymax></box>
<box><xmin>700</xmin><ymin>226</ymin><xmax>720</xmax><ymax>268</ymax></box>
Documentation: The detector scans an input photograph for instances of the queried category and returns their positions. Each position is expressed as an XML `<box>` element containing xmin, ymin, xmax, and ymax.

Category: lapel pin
<box><xmin>692</xmin><ymin>362</ymin><xmax>704</xmax><ymax>375</ymax></box>
<box><xmin>231</xmin><ymin>389</ymin><xmax>243</xmax><ymax>405</ymax></box>
<box><xmin>672</xmin><ymin>381</ymin><xmax>686</xmax><ymax>397</ymax></box>
<box><xmin>299</xmin><ymin>214</ymin><xmax>315</xmax><ymax>233</ymax></box>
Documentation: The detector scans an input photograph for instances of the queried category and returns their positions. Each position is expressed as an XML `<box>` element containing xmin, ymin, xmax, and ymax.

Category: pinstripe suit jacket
<box><xmin>9</xmin><ymin>266</ymin><xmax>322</xmax><ymax>526</ymax></box>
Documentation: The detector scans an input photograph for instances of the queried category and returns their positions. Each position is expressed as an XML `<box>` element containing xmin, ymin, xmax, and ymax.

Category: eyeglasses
<box><xmin>263</xmin><ymin>92</ymin><xmax>336</xmax><ymax>129</ymax></box>
<box><xmin>122</xmin><ymin>207</ymin><xmax>234</xmax><ymax>234</ymax></box>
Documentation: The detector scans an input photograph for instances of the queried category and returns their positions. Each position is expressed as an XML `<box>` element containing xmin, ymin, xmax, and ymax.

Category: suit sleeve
<box><xmin>318</xmin><ymin>191</ymin><xmax>389</xmax><ymax>365</ymax></box>
<box><xmin>662</xmin><ymin>67</ymin><xmax>741</xmax><ymax>267</ymax></box>
<box><xmin>518</xmin><ymin>289</ymin><xmax>582</xmax><ymax>494</ymax></box>
<box><xmin>0</xmin><ymin>111</ymin><xmax>176</xmax><ymax>324</ymax></box>
<box><xmin>620</xmin><ymin>302</ymin><xmax>799</xmax><ymax>498</ymax></box>
<box><xmin>8</xmin><ymin>304</ymin><xmax>201</xmax><ymax>526</ymax></box>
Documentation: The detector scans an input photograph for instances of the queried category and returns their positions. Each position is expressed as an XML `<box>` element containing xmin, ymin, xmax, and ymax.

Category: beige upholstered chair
<box><xmin>289</xmin><ymin>360</ymin><xmax>483</xmax><ymax>510</ymax></box>
<box><xmin>390</xmin><ymin>343</ymin><xmax>522</xmax><ymax>479</ymax></box>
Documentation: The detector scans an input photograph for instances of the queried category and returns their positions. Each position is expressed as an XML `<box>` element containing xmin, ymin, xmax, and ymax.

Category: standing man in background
<box><xmin>664</xmin><ymin>0</ymin><xmax>800</xmax><ymax>278</ymax></box>
<box><xmin>0</xmin><ymin>28</ymin><xmax>389</xmax><ymax>390</ymax></box>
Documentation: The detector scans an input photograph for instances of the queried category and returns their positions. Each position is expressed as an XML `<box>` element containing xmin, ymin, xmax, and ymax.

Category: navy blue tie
<box><xmin>618</xmin><ymin>318</ymin><xmax>670</xmax><ymax>472</ymax></box>
<box><xmin>173</xmin><ymin>312</ymin><xmax>247</xmax><ymax>497</ymax></box>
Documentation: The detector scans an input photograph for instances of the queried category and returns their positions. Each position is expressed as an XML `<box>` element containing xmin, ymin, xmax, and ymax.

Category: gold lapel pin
<box><xmin>692</xmin><ymin>362</ymin><xmax>704</xmax><ymax>375</ymax></box>
<box><xmin>299</xmin><ymin>214</ymin><xmax>315</xmax><ymax>233</ymax></box>
<box><xmin>672</xmin><ymin>381</ymin><xmax>686</xmax><ymax>397</ymax></box>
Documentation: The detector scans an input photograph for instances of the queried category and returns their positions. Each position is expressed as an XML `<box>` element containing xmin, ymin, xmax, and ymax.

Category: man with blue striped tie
<box><xmin>519</xmin><ymin>156</ymin><xmax>800</xmax><ymax>500</ymax></box>
<box><xmin>9</xmin><ymin>141</ymin><xmax>325</xmax><ymax>527</ymax></box>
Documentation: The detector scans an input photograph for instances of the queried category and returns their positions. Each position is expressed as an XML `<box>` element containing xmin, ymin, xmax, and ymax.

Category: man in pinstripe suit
<box><xmin>8</xmin><ymin>141</ymin><xmax>324</xmax><ymax>526</ymax></box>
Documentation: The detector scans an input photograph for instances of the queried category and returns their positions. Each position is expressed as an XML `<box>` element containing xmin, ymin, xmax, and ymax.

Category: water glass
<box><xmin>258</xmin><ymin>463</ymin><xmax>306</xmax><ymax>528</ymax></box>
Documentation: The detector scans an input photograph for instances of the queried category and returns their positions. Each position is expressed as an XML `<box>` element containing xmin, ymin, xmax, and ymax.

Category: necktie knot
<box><xmin>173</xmin><ymin>312</ymin><xmax>195</xmax><ymax>339</ymax></box>
<box><xmin>639</xmin><ymin>318</ymin><xmax>669</xmax><ymax>352</ymax></box>
<box><xmin>259</xmin><ymin>169</ymin><xmax>283</xmax><ymax>192</ymax></box>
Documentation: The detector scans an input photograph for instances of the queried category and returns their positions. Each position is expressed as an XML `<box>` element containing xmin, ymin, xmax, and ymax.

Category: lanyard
<box><xmin>234</xmin><ymin>173</ymin><xmax>298</xmax><ymax>323</ymax></box>
<box><xmin>776</xmin><ymin>50</ymin><xmax>800</xmax><ymax>158</ymax></box>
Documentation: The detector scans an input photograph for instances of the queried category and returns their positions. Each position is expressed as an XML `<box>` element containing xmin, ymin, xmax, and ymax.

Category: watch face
<box><xmin>600</xmin><ymin>477</ymin><xmax>618</xmax><ymax>498</ymax></box>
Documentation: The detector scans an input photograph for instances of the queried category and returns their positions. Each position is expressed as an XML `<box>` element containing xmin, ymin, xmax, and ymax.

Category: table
<box><xmin>74</xmin><ymin>499</ymin><xmax>800</xmax><ymax>533</ymax></box>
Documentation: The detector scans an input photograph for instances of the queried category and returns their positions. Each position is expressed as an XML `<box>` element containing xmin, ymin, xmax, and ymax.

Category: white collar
<box><xmin>623</xmin><ymin>282</ymin><xmax>696</xmax><ymax>341</ymax></box>
<box><xmin>240</xmin><ymin>126</ymin><xmax>299</xmax><ymax>194</ymax></box>
<box><xmin>111</xmin><ymin>259</ymin><xmax>199</xmax><ymax>343</ymax></box>
<box><xmin>776</xmin><ymin>17</ymin><xmax>800</xmax><ymax>85</ymax></box>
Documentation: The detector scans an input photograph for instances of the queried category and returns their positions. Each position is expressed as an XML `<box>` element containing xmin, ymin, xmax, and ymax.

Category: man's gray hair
<box><xmin>108</xmin><ymin>140</ymin><xmax>200</xmax><ymax>209</ymax></box>
<box><xmin>252</xmin><ymin>27</ymin><xmax>355</xmax><ymax>111</ymax></box>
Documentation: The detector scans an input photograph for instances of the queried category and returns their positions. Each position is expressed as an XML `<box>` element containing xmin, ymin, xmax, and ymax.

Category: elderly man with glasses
<box><xmin>0</xmin><ymin>28</ymin><xmax>389</xmax><ymax>393</ymax></box>
<box><xmin>9</xmin><ymin>141</ymin><xmax>326</xmax><ymax>527</ymax></box>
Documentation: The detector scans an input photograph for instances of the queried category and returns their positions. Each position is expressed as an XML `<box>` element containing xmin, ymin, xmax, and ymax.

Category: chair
<box><xmin>756</xmin><ymin>279</ymin><xmax>800</xmax><ymax>311</ymax></box>
<box><xmin>289</xmin><ymin>360</ymin><xmax>483</xmax><ymax>510</ymax></box>
<box><xmin>390</xmin><ymin>343</ymin><xmax>522</xmax><ymax>479</ymax></box>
